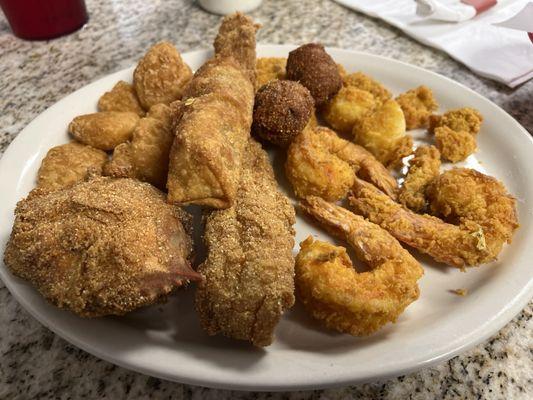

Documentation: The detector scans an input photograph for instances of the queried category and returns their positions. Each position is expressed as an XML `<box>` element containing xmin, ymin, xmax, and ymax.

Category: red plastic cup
<box><xmin>0</xmin><ymin>0</ymin><xmax>88</xmax><ymax>40</ymax></box>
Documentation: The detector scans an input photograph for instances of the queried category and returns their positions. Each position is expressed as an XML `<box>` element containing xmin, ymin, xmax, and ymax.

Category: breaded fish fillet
<box><xmin>196</xmin><ymin>139</ymin><xmax>296</xmax><ymax>347</ymax></box>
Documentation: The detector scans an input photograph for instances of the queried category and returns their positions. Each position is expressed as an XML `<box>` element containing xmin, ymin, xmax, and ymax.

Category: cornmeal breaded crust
<box><xmin>196</xmin><ymin>139</ymin><xmax>296</xmax><ymax>347</ymax></box>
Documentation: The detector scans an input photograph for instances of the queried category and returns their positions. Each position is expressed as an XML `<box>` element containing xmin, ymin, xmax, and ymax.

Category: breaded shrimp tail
<box><xmin>196</xmin><ymin>139</ymin><xmax>296</xmax><ymax>347</ymax></box>
<box><xmin>166</xmin><ymin>13</ymin><xmax>257</xmax><ymax>208</ymax></box>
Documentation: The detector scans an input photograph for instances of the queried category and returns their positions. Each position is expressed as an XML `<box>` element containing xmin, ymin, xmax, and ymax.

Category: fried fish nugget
<box><xmin>97</xmin><ymin>81</ymin><xmax>145</xmax><ymax>116</ymax></box>
<box><xmin>255</xmin><ymin>57</ymin><xmax>286</xmax><ymax>90</ymax></box>
<box><xmin>435</xmin><ymin>126</ymin><xmax>477</xmax><ymax>163</ymax></box>
<box><xmin>352</xmin><ymin>99</ymin><xmax>412</xmax><ymax>168</ymax></box>
<box><xmin>396</xmin><ymin>85</ymin><xmax>438</xmax><ymax>130</ymax></box>
<box><xmin>322</xmin><ymin>86</ymin><xmax>377</xmax><ymax>134</ymax></box>
<box><xmin>429</xmin><ymin>107</ymin><xmax>483</xmax><ymax>135</ymax></box>
<box><xmin>69</xmin><ymin>111</ymin><xmax>140</xmax><ymax>151</ymax></box>
<box><xmin>104</xmin><ymin>103</ymin><xmax>179</xmax><ymax>188</ymax></box>
<box><xmin>37</xmin><ymin>141</ymin><xmax>108</xmax><ymax>191</ymax></box>
<box><xmin>343</xmin><ymin>72</ymin><xmax>392</xmax><ymax>104</ymax></box>
<box><xmin>133</xmin><ymin>41</ymin><xmax>193</xmax><ymax>109</ymax></box>
<box><xmin>399</xmin><ymin>145</ymin><xmax>441</xmax><ymax>212</ymax></box>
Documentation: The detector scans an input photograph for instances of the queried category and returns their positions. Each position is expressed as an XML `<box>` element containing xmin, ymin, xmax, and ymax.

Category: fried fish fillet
<box><xmin>166</xmin><ymin>13</ymin><xmax>257</xmax><ymax>208</ymax></box>
<box><xmin>196</xmin><ymin>139</ymin><xmax>296</xmax><ymax>347</ymax></box>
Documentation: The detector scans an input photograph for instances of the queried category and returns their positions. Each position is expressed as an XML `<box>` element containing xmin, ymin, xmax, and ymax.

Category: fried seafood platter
<box><xmin>1</xmin><ymin>13</ymin><xmax>532</xmax><ymax>389</ymax></box>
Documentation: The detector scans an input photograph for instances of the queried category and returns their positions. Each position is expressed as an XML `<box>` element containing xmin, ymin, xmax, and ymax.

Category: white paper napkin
<box><xmin>333</xmin><ymin>0</ymin><xmax>533</xmax><ymax>87</ymax></box>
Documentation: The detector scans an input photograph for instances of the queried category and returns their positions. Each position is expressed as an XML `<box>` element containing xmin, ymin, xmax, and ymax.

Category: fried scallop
<box><xmin>352</xmin><ymin>99</ymin><xmax>412</xmax><ymax>168</ymax></box>
<box><xmin>68</xmin><ymin>111</ymin><xmax>140</xmax><ymax>151</ymax></box>
<box><xmin>322</xmin><ymin>86</ymin><xmax>377</xmax><ymax>134</ymax></box>
<box><xmin>37</xmin><ymin>141</ymin><xmax>108</xmax><ymax>191</ymax></box>
<box><xmin>4</xmin><ymin>177</ymin><xmax>200</xmax><ymax>317</ymax></box>
<box><xmin>133</xmin><ymin>41</ymin><xmax>193</xmax><ymax>109</ymax></box>
<box><xmin>435</xmin><ymin>126</ymin><xmax>477</xmax><ymax>163</ymax></box>
<box><xmin>97</xmin><ymin>81</ymin><xmax>145</xmax><ymax>116</ymax></box>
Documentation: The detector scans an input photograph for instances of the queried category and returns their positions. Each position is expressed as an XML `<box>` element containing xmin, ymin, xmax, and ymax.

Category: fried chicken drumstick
<box><xmin>196</xmin><ymin>139</ymin><xmax>296</xmax><ymax>347</ymax></box>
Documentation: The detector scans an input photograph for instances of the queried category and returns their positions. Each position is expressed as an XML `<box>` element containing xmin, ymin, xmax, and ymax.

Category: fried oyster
<box><xmin>4</xmin><ymin>177</ymin><xmax>200</xmax><ymax>317</ymax></box>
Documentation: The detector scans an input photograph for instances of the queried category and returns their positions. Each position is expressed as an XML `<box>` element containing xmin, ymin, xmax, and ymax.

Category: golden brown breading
<box><xmin>255</xmin><ymin>57</ymin><xmax>286</xmax><ymax>90</ymax></box>
<box><xmin>427</xmin><ymin>168</ymin><xmax>518</xmax><ymax>264</ymax></box>
<box><xmin>297</xmin><ymin>198</ymin><xmax>422</xmax><ymax>336</ymax></box>
<box><xmin>196</xmin><ymin>139</ymin><xmax>295</xmax><ymax>347</ymax></box>
<box><xmin>133</xmin><ymin>42</ymin><xmax>192</xmax><ymax>109</ymax></box>
<box><xmin>104</xmin><ymin>102</ymin><xmax>181</xmax><ymax>189</ymax></box>
<box><xmin>68</xmin><ymin>111</ymin><xmax>140</xmax><ymax>151</ymax></box>
<box><xmin>350</xmin><ymin>171</ymin><xmax>518</xmax><ymax>268</ymax></box>
<box><xmin>167</xmin><ymin>14</ymin><xmax>257</xmax><ymax>208</ymax></box>
<box><xmin>286</xmin><ymin>126</ymin><xmax>398</xmax><ymax>201</ymax></box>
<box><xmin>214</xmin><ymin>12</ymin><xmax>259</xmax><ymax>83</ymax></box>
<box><xmin>399</xmin><ymin>145</ymin><xmax>441</xmax><ymax>212</ymax></box>
<box><xmin>4</xmin><ymin>177</ymin><xmax>200</xmax><ymax>317</ymax></box>
<box><xmin>396</xmin><ymin>86</ymin><xmax>438</xmax><ymax>130</ymax></box>
<box><xmin>352</xmin><ymin>99</ymin><xmax>412</xmax><ymax>168</ymax></box>
<box><xmin>435</xmin><ymin>126</ymin><xmax>477</xmax><ymax>163</ymax></box>
<box><xmin>322</xmin><ymin>86</ymin><xmax>377</xmax><ymax>134</ymax></box>
<box><xmin>37</xmin><ymin>141</ymin><xmax>108</xmax><ymax>191</ymax></box>
<box><xmin>97</xmin><ymin>81</ymin><xmax>145</xmax><ymax>116</ymax></box>
<box><xmin>429</xmin><ymin>107</ymin><xmax>483</xmax><ymax>135</ymax></box>
<box><xmin>167</xmin><ymin>58</ymin><xmax>255</xmax><ymax>208</ymax></box>
<box><xmin>343</xmin><ymin>72</ymin><xmax>392</xmax><ymax>104</ymax></box>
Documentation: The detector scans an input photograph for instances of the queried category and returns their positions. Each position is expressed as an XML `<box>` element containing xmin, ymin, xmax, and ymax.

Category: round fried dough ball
<box><xmin>286</xmin><ymin>43</ymin><xmax>342</xmax><ymax>106</ymax></box>
<box><xmin>4</xmin><ymin>177</ymin><xmax>201</xmax><ymax>317</ymax></box>
<box><xmin>252</xmin><ymin>80</ymin><xmax>314</xmax><ymax>147</ymax></box>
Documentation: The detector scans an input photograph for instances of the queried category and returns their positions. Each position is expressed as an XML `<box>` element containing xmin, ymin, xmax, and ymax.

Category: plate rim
<box><xmin>0</xmin><ymin>44</ymin><xmax>532</xmax><ymax>391</ymax></box>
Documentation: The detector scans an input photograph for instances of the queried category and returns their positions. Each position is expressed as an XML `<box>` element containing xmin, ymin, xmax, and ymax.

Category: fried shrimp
<box><xmin>285</xmin><ymin>126</ymin><xmax>398</xmax><ymax>201</ymax></box>
<box><xmin>399</xmin><ymin>145</ymin><xmax>441</xmax><ymax>212</ymax></box>
<box><xmin>296</xmin><ymin>197</ymin><xmax>423</xmax><ymax>336</ymax></box>
<box><xmin>426</xmin><ymin>168</ymin><xmax>518</xmax><ymax>264</ymax></box>
<box><xmin>350</xmin><ymin>170</ymin><xmax>518</xmax><ymax>268</ymax></box>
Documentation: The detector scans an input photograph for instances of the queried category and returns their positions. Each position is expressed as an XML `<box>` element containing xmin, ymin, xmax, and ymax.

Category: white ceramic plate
<box><xmin>0</xmin><ymin>45</ymin><xmax>532</xmax><ymax>391</ymax></box>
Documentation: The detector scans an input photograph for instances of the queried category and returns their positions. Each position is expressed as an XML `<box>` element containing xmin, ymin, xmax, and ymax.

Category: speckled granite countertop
<box><xmin>0</xmin><ymin>0</ymin><xmax>532</xmax><ymax>398</ymax></box>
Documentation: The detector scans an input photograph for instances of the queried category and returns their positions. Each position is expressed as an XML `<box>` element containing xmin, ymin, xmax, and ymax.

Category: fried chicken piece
<box><xmin>297</xmin><ymin>197</ymin><xmax>422</xmax><ymax>336</ymax></box>
<box><xmin>429</xmin><ymin>107</ymin><xmax>483</xmax><ymax>135</ymax></box>
<box><xmin>97</xmin><ymin>81</ymin><xmax>145</xmax><ymax>116</ymax></box>
<box><xmin>286</xmin><ymin>126</ymin><xmax>398</xmax><ymax>201</ymax></box>
<box><xmin>399</xmin><ymin>145</ymin><xmax>441</xmax><ymax>212</ymax></box>
<box><xmin>353</xmin><ymin>99</ymin><xmax>412</xmax><ymax>168</ymax></box>
<box><xmin>133</xmin><ymin>42</ymin><xmax>193</xmax><ymax>109</ymax></box>
<box><xmin>396</xmin><ymin>86</ymin><xmax>438</xmax><ymax>130</ymax></box>
<box><xmin>435</xmin><ymin>126</ymin><xmax>477</xmax><ymax>163</ymax></box>
<box><xmin>37</xmin><ymin>141</ymin><xmax>108</xmax><ymax>191</ymax></box>
<box><xmin>167</xmin><ymin>14</ymin><xmax>257</xmax><ymax>208</ymax></box>
<box><xmin>214</xmin><ymin>12</ymin><xmax>259</xmax><ymax>84</ymax></box>
<box><xmin>255</xmin><ymin>57</ymin><xmax>286</xmax><ymax>90</ymax></box>
<box><xmin>253</xmin><ymin>80</ymin><xmax>314</xmax><ymax>147</ymax></box>
<box><xmin>427</xmin><ymin>168</ymin><xmax>518</xmax><ymax>264</ymax></box>
<box><xmin>104</xmin><ymin>102</ymin><xmax>181</xmax><ymax>189</ymax></box>
<box><xmin>69</xmin><ymin>111</ymin><xmax>140</xmax><ymax>151</ymax></box>
<box><xmin>350</xmin><ymin>171</ymin><xmax>518</xmax><ymax>268</ymax></box>
<box><xmin>343</xmin><ymin>72</ymin><xmax>392</xmax><ymax>104</ymax></box>
<box><xmin>322</xmin><ymin>86</ymin><xmax>377</xmax><ymax>134</ymax></box>
<box><xmin>196</xmin><ymin>139</ymin><xmax>296</xmax><ymax>347</ymax></box>
<box><xmin>4</xmin><ymin>177</ymin><xmax>200</xmax><ymax>317</ymax></box>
